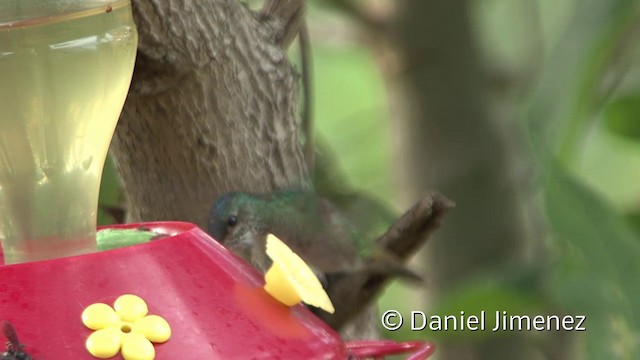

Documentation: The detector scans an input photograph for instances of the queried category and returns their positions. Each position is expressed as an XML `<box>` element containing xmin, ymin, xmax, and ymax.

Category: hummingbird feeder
<box><xmin>0</xmin><ymin>1</ymin><xmax>434</xmax><ymax>359</ymax></box>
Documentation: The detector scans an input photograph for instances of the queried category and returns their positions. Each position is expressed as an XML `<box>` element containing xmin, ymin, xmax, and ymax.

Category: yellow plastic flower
<box><xmin>263</xmin><ymin>234</ymin><xmax>335</xmax><ymax>313</ymax></box>
<box><xmin>82</xmin><ymin>294</ymin><xmax>171</xmax><ymax>360</ymax></box>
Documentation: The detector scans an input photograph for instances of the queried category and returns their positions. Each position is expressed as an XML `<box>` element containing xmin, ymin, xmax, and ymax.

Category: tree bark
<box><xmin>110</xmin><ymin>0</ymin><xmax>311</xmax><ymax>229</ymax></box>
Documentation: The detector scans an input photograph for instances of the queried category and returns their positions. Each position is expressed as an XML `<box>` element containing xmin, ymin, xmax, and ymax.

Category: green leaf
<box><xmin>604</xmin><ymin>95</ymin><xmax>640</xmax><ymax>141</ymax></box>
<box><xmin>545</xmin><ymin>162</ymin><xmax>640</xmax><ymax>358</ymax></box>
<box><xmin>525</xmin><ymin>0</ymin><xmax>640</xmax><ymax>162</ymax></box>
<box><xmin>625</xmin><ymin>211</ymin><xmax>640</xmax><ymax>236</ymax></box>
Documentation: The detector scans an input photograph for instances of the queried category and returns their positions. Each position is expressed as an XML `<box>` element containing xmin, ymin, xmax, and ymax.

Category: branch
<box><xmin>261</xmin><ymin>0</ymin><xmax>306</xmax><ymax>48</ymax></box>
<box><xmin>315</xmin><ymin>193</ymin><xmax>454</xmax><ymax>329</ymax></box>
<box><xmin>377</xmin><ymin>193</ymin><xmax>453</xmax><ymax>255</ymax></box>
<box><xmin>261</xmin><ymin>0</ymin><xmax>314</xmax><ymax>172</ymax></box>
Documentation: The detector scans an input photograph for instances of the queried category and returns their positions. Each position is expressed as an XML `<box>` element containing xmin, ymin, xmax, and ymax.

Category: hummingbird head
<box><xmin>207</xmin><ymin>192</ymin><xmax>267</xmax><ymax>262</ymax></box>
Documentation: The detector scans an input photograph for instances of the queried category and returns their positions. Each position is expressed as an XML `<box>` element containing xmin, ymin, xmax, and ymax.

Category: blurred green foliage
<box><xmin>312</xmin><ymin>46</ymin><xmax>395</xmax><ymax>203</ymax></box>
<box><xmin>546</xmin><ymin>163</ymin><xmax>640</xmax><ymax>358</ymax></box>
<box><xmin>97</xmin><ymin>155</ymin><xmax>123</xmax><ymax>226</ymax></box>
<box><xmin>313</xmin><ymin>0</ymin><xmax>640</xmax><ymax>358</ymax></box>
<box><xmin>605</xmin><ymin>95</ymin><xmax>640</xmax><ymax>141</ymax></box>
<box><xmin>525</xmin><ymin>1</ymin><xmax>640</xmax><ymax>357</ymax></box>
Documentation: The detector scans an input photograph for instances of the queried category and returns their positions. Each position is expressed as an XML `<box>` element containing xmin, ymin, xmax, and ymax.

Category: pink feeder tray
<box><xmin>0</xmin><ymin>222</ymin><xmax>435</xmax><ymax>359</ymax></box>
<box><xmin>0</xmin><ymin>222</ymin><xmax>348</xmax><ymax>359</ymax></box>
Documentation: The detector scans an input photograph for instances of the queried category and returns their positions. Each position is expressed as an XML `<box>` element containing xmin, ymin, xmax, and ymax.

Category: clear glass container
<box><xmin>0</xmin><ymin>0</ymin><xmax>137</xmax><ymax>264</ymax></box>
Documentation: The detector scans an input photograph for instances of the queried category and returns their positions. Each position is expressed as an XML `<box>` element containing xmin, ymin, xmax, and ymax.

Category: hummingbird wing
<box><xmin>265</xmin><ymin>191</ymin><xmax>360</xmax><ymax>273</ymax></box>
<box><xmin>313</xmin><ymin>193</ymin><xmax>453</xmax><ymax>330</ymax></box>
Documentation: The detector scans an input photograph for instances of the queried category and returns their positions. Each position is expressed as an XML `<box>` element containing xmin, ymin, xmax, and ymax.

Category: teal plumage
<box><xmin>208</xmin><ymin>190</ymin><xmax>420</xmax><ymax>280</ymax></box>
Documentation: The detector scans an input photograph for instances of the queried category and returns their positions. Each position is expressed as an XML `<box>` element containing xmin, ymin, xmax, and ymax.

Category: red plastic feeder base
<box><xmin>0</xmin><ymin>222</ymin><xmax>348</xmax><ymax>359</ymax></box>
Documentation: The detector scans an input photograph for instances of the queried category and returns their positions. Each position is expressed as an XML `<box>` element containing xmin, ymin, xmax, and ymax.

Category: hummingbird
<box><xmin>207</xmin><ymin>190</ymin><xmax>420</xmax><ymax>280</ymax></box>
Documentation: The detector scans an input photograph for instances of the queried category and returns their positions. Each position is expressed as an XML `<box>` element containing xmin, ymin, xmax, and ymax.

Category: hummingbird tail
<box><xmin>364</xmin><ymin>251</ymin><xmax>424</xmax><ymax>283</ymax></box>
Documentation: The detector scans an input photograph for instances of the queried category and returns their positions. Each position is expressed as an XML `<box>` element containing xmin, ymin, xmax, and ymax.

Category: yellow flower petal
<box><xmin>86</xmin><ymin>327</ymin><xmax>122</xmax><ymax>359</ymax></box>
<box><xmin>264</xmin><ymin>263</ymin><xmax>302</xmax><ymax>306</ymax></box>
<box><xmin>134</xmin><ymin>315</ymin><xmax>172</xmax><ymax>343</ymax></box>
<box><xmin>82</xmin><ymin>303</ymin><xmax>119</xmax><ymax>330</ymax></box>
<box><xmin>121</xmin><ymin>332</ymin><xmax>155</xmax><ymax>360</ymax></box>
<box><xmin>264</xmin><ymin>234</ymin><xmax>335</xmax><ymax>313</ymax></box>
<box><xmin>114</xmin><ymin>294</ymin><xmax>148</xmax><ymax>322</ymax></box>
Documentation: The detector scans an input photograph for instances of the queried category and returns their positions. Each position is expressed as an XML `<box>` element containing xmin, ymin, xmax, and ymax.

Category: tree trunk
<box><xmin>110</xmin><ymin>0</ymin><xmax>311</xmax><ymax>229</ymax></box>
<box><xmin>388</xmin><ymin>1</ymin><xmax>539</xmax><ymax>359</ymax></box>
<box><xmin>108</xmin><ymin>0</ymin><xmax>451</xmax><ymax>341</ymax></box>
